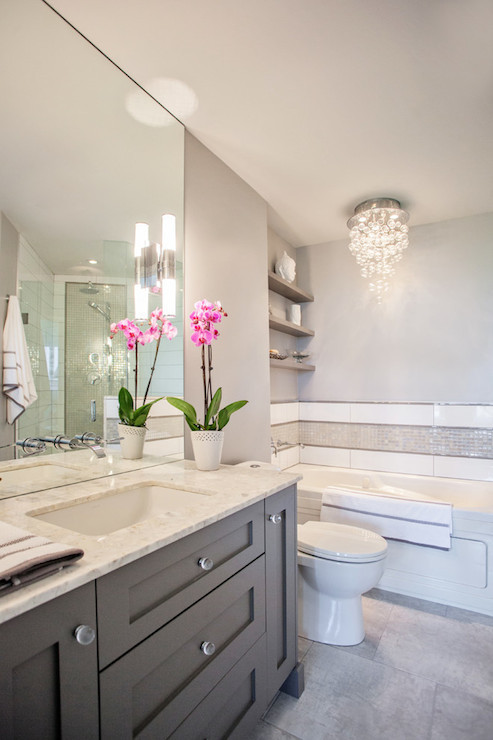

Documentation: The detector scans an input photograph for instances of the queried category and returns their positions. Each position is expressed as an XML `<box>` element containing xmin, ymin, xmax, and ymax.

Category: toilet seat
<box><xmin>298</xmin><ymin>521</ymin><xmax>387</xmax><ymax>563</ymax></box>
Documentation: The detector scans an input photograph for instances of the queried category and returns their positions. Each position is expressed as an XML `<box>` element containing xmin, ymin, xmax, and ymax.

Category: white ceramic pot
<box><xmin>191</xmin><ymin>430</ymin><xmax>224</xmax><ymax>471</ymax></box>
<box><xmin>118</xmin><ymin>423</ymin><xmax>146</xmax><ymax>459</ymax></box>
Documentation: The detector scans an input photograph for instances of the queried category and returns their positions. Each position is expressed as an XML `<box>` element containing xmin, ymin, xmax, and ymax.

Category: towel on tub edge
<box><xmin>321</xmin><ymin>487</ymin><xmax>453</xmax><ymax>549</ymax></box>
<box><xmin>0</xmin><ymin>521</ymin><xmax>83</xmax><ymax>595</ymax></box>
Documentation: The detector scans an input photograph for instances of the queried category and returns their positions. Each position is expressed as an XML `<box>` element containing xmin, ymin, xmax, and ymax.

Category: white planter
<box><xmin>191</xmin><ymin>430</ymin><xmax>224</xmax><ymax>471</ymax></box>
<box><xmin>118</xmin><ymin>423</ymin><xmax>146</xmax><ymax>459</ymax></box>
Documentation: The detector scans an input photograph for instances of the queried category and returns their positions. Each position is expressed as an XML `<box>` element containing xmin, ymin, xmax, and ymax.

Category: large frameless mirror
<box><xmin>0</xmin><ymin>0</ymin><xmax>185</xmax><ymax>498</ymax></box>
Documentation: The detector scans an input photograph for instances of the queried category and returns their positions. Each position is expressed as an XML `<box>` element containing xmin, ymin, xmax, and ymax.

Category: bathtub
<box><xmin>288</xmin><ymin>463</ymin><xmax>493</xmax><ymax>616</ymax></box>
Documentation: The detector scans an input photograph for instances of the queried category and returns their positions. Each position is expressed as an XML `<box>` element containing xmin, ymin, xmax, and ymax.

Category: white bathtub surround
<box><xmin>271</xmin><ymin>401</ymin><xmax>493</xmax><ymax>482</ymax></box>
<box><xmin>271</xmin><ymin>444</ymin><xmax>300</xmax><ymax>469</ymax></box>
<box><xmin>321</xmin><ymin>487</ymin><xmax>453</xmax><ymax>548</ymax></box>
<box><xmin>270</xmin><ymin>402</ymin><xmax>299</xmax><ymax>425</ymax></box>
<box><xmin>292</xmin><ymin>463</ymin><xmax>493</xmax><ymax>617</ymax></box>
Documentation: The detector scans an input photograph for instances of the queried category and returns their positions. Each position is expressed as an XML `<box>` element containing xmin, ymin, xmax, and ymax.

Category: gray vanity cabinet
<box><xmin>0</xmin><ymin>581</ymin><xmax>99</xmax><ymax>740</ymax></box>
<box><xmin>0</xmin><ymin>486</ymin><xmax>300</xmax><ymax>739</ymax></box>
<box><xmin>265</xmin><ymin>485</ymin><xmax>298</xmax><ymax>701</ymax></box>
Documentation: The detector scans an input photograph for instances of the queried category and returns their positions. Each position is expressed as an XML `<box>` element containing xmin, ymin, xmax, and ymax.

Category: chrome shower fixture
<box><xmin>79</xmin><ymin>281</ymin><xmax>99</xmax><ymax>294</ymax></box>
<box><xmin>88</xmin><ymin>301</ymin><xmax>111</xmax><ymax>322</ymax></box>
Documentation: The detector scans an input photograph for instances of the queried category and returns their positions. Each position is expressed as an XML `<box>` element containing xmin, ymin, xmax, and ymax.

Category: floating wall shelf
<box><xmin>269</xmin><ymin>316</ymin><xmax>314</xmax><ymax>338</ymax></box>
<box><xmin>269</xmin><ymin>359</ymin><xmax>315</xmax><ymax>372</ymax></box>
<box><xmin>268</xmin><ymin>272</ymin><xmax>314</xmax><ymax>303</ymax></box>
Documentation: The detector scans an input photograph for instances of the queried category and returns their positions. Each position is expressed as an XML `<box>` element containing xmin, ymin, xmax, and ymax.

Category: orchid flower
<box><xmin>110</xmin><ymin>309</ymin><xmax>178</xmax><ymax>426</ymax></box>
<box><xmin>167</xmin><ymin>300</ymin><xmax>247</xmax><ymax>432</ymax></box>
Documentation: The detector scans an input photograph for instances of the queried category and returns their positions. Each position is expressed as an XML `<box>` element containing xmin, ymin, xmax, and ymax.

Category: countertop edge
<box><xmin>0</xmin><ymin>462</ymin><xmax>301</xmax><ymax>624</ymax></box>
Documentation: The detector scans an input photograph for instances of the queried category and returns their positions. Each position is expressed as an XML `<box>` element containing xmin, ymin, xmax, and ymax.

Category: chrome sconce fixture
<box><xmin>134</xmin><ymin>214</ymin><xmax>176</xmax><ymax>319</ymax></box>
<box><xmin>347</xmin><ymin>198</ymin><xmax>409</xmax><ymax>301</ymax></box>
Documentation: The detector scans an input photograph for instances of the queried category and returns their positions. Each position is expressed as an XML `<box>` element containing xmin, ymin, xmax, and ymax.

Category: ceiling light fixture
<box><xmin>347</xmin><ymin>198</ymin><xmax>409</xmax><ymax>301</ymax></box>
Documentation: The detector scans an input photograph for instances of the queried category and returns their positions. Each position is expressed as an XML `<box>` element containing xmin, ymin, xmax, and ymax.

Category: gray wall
<box><xmin>184</xmin><ymin>133</ymin><xmax>271</xmax><ymax>462</ymax></box>
<box><xmin>0</xmin><ymin>213</ymin><xmax>19</xmax><ymax>459</ymax></box>
<box><xmin>296</xmin><ymin>212</ymin><xmax>493</xmax><ymax>403</ymax></box>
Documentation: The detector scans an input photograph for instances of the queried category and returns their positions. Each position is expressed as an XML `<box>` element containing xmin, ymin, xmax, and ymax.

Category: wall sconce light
<box><xmin>347</xmin><ymin>198</ymin><xmax>409</xmax><ymax>301</ymax></box>
<box><xmin>134</xmin><ymin>214</ymin><xmax>176</xmax><ymax>319</ymax></box>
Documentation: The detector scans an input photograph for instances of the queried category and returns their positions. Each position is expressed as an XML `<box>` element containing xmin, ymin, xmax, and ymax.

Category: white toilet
<box><xmin>297</xmin><ymin>520</ymin><xmax>387</xmax><ymax>646</ymax></box>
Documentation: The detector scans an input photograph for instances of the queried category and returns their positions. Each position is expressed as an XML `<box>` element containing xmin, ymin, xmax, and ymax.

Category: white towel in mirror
<box><xmin>2</xmin><ymin>295</ymin><xmax>37</xmax><ymax>423</ymax></box>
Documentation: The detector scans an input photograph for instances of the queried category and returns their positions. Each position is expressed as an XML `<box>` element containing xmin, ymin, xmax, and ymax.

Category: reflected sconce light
<box><xmin>347</xmin><ymin>198</ymin><xmax>409</xmax><ymax>301</ymax></box>
<box><xmin>134</xmin><ymin>214</ymin><xmax>176</xmax><ymax>319</ymax></box>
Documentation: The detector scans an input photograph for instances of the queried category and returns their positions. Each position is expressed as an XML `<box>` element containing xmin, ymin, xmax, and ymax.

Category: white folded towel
<box><xmin>321</xmin><ymin>486</ymin><xmax>453</xmax><ymax>549</ymax></box>
<box><xmin>2</xmin><ymin>295</ymin><xmax>37</xmax><ymax>423</ymax></box>
<box><xmin>0</xmin><ymin>520</ymin><xmax>83</xmax><ymax>594</ymax></box>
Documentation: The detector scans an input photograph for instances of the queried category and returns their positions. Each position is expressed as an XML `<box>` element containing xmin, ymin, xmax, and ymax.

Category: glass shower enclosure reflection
<box><xmin>64</xmin><ymin>282</ymin><xmax>127</xmax><ymax>439</ymax></box>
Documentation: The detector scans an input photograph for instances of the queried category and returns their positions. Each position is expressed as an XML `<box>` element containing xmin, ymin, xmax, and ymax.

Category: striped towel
<box><xmin>0</xmin><ymin>521</ymin><xmax>83</xmax><ymax>595</ymax></box>
<box><xmin>321</xmin><ymin>487</ymin><xmax>453</xmax><ymax>549</ymax></box>
<box><xmin>2</xmin><ymin>295</ymin><xmax>37</xmax><ymax>424</ymax></box>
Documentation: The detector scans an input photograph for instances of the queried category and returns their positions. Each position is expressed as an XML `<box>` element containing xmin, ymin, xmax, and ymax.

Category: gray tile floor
<box><xmin>252</xmin><ymin>589</ymin><xmax>493</xmax><ymax>740</ymax></box>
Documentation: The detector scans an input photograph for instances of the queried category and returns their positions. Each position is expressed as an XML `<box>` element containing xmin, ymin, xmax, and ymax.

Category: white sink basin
<box><xmin>29</xmin><ymin>485</ymin><xmax>210</xmax><ymax>536</ymax></box>
<box><xmin>0</xmin><ymin>463</ymin><xmax>79</xmax><ymax>488</ymax></box>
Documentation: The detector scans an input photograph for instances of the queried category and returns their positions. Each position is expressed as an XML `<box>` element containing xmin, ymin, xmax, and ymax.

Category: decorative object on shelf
<box><xmin>347</xmin><ymin>198</ymin><xmax>409</xmax><ymax>302</ymax></box>
<box><xmin>110</xmin><ymin>309</ymin><xmax>178</xmax><ymax>459</ymax></box>
<box><xmin>291</xmin><ymin>351</ymin><xmax>311</xmax><ymax>364</ymax></box>
<box><xmin>167</xmin><ymin>300</ymin><xmax>248</xmax><ymax>471</ymax></box>
<box><xmin>274</xmin><ymin>251</ymin><xmax>296</xmax><ymax>283</ymax></box>
<box><xmin>269</xmin><ymin>349</ymin><xmax>288</xmax><ymax>360</ymax></box>
<box><xmin>287</xmin><ymin>304</ymin><xmax>301</xmax><ymax>325</ymax></box>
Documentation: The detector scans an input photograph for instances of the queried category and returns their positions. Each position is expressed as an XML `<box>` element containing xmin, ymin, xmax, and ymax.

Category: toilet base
<box><xmin>298</xmin><ymin>567</ymin><xmax>366</xmax><ymax>646</ymax></box>
<box><xmin>298</xmin><ymin>593</ymin><xmax>365</xmax><ymax>646</ymax></box>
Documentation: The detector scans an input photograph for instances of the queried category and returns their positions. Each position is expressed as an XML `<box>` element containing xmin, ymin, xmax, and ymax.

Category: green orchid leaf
<box><xmin>166</xmin><ymin>397</ymin><xmax>201</xmax><ymax>431</ymax></box>
<box><xmin>217</xmin><ymin>400</ymin><xmax>248</xmax><ymax>430</ymax></box>
<box><xmin>205</xmin><ymin>388</ymin><xmax>222</xmax><ymax>428</ymax></box>
<box><xmin>118</xmin><ymin>391</ymin><xmax>164</xmax><ymax>426</ymax></box>
<box><xmin>118</xmin><ymin>387</ymin><xmax>134</xmax><ymax>422</ymax></box>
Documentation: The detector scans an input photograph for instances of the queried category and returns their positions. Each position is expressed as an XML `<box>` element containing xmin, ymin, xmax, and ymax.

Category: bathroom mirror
<box><xmin>0</xmin><ymin>0</ymin><xmax>185</xmax><ymax>497</ymax></box>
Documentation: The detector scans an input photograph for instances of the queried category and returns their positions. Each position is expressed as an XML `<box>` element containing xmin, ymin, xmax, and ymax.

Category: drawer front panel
<box><xmin>170</xmin><ymin>634</ymin><xmax>268</xmax><ymax>740</ymax></box>
<box><xmin>100</xmin><ymin>556</ymin><xmax>266</xmax><ymax>739</ymax></box>
<box><xmin>97</xmin><ymin>501</ymin><xmax>264</xmax><ymax>668</ymax></box>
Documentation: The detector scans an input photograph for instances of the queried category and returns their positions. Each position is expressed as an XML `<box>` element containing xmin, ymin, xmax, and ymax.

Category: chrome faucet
<box><xmin>15</xmin><ymin>438</ymin><xmax>47</xmax><ymax>455</ymax></box>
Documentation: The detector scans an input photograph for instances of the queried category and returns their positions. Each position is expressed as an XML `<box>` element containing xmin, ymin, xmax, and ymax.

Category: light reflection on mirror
<box><xmin>0</xmin><ymin>0</ymin><xmax>184</xmax><ymax>496</ymax></box>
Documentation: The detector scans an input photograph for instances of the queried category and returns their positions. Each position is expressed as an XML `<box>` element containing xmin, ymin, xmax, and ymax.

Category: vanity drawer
<box><xmin>99</xmin><ymin>555</ymin><xmax>266</xmax><ymax>739</ymax></box>
<box><xmin>97</xmin><ymin>500</ymin><xmax>264</xmax><ymax>668</ymax></box>
<box><xmin>169</xmin><ymin>634</ymin><xmax>267</xmax><ymax>740</ymax></box>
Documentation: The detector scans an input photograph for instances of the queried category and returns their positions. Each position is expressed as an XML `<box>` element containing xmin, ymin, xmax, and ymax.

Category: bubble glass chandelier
<box><xmin>347</xmin><ymin>198</ymin><xmax>409</xmax><ymax>301</ymax></box>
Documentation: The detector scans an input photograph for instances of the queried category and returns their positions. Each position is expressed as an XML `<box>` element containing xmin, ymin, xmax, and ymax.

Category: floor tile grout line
<box><xmin>426</xmin><ymin>681</ymin><xmax>440</xmax><ymax>740</ymax></box>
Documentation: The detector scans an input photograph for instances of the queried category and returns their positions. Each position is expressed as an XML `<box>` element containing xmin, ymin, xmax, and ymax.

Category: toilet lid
<box><xmin>298</xmin><ymin>521</ymin><xmax>387</xmax><ymax>562</ymax></box>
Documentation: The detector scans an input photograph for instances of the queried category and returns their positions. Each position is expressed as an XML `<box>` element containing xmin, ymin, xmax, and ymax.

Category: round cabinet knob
<box><xmin>200</xmin><ymin>641</ymin><xmax>216</xmax><ymax>656</ymax></box>
<box><xmin>74</xmin><ymin>624</ymin><xmax>96</xmax><ymax>646</ymax></box>
<box><xmin>269</xmin><ymin>513</ymin><xmax>282</xmax><ymax>525</ymax></box>
<box><xmin>198</xmin><ymin>557</ymin><xmax>214</xmax><ymax>571</ymax></box>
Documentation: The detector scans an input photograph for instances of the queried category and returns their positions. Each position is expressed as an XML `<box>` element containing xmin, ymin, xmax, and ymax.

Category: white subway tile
<box><xmin>300</xmin><ymin>445</ymin><xmax>351</xmax><ymax>467</ymax></box>
<box><xmin>434</xmin><ymin>405</ymin><xmax>493</xmax><ymax>429</ymax></box>
<box><xmin>275</xmin><ymin>446</ymin><xmax>300</xmax><ymax>469</ymax></box>
<box><xmin>350</xmin><ymin>403</ymin><xmax>434</xmax><ymax>426</ymax></box>
<box><xmin>299</xmin><ymin>402</ymin><xmax>350</xmax><ymax>422</ymax></box>
<box><xmin>270</xmin><ymin>402</ymin><xmax>299</xmax><ymax>424</ymax></box>
<box><xmin>433</xmin><ymin>456</ymin><xmax>493</xmax><ymax>481</ymax></box>
<box><xmin>350</xmin><ymin>450</ymin><xmax>434</xmax><ymax>476</ymax></box>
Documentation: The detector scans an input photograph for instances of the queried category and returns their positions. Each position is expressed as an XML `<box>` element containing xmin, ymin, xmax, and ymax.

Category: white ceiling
<box><xmin>46</xmin><ymin>0</ymin><xmax>493</xmax><ymax>246</ymax></box>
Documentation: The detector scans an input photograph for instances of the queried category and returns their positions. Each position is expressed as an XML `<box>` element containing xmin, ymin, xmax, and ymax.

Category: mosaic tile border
<box><xmin>271</xmin><ymin>419</ymin><xmax>493</xmax><ymax>459</ymax></box>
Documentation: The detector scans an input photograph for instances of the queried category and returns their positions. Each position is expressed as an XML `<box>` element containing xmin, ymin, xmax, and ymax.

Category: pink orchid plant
<box><xmin>110</xmin><ymin>308</ymin><xmax>177</xmax><ymax>427</ymax></box>
<box><xmin>167</xmin><ymin>300</ymin><xmax>247</xmax><ymax>430</ymax></box>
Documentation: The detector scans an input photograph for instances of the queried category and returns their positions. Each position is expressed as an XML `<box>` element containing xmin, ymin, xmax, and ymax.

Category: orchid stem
<box><xmin>201</xmin><ymin>344</ymin><xmax>207</xmax><ymax>425</ymax></box>
<box><xmin>134</xmin><ymin>343</ymin><xmax>138</xmax><ymax>410</ymax></box>
<box><xmin>143</xmin><ymin>333</ymin><xmax>161</xmax><ymax>406</ymax></box>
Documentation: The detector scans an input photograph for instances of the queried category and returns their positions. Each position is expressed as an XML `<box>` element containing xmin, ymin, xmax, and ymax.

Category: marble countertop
<box><xmin>0</xmin><ymin>459</ymin><xmax>300</xmax><ymax>624</ymax></box>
